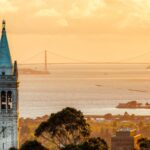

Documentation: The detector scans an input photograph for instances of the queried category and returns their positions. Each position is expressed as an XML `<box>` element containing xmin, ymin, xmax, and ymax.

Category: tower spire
<box><xmin>0</xmin><ymin>20</ymin><xmax>12</xmax><ymax>75</ymax></box>
<box><xmin>0</xmin><ymin>20</ymin><xmax>19</xmax><ymax>150</ymax></box>
<box><xmin>2</xmin><ymin>20</ymin><xmax>6</xmax><ymax>31</ymax></box>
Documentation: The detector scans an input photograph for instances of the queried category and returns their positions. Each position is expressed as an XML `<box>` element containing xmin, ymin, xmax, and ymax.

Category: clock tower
<box><xmin>0</xmin><ymin>20</ymin><xmax>19</xmax><ymax>150</ymax></box>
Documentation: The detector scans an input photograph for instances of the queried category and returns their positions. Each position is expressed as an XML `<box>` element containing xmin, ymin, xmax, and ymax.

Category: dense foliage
<box><xmin>20</xmin><ymin>140</ymin><xmax>48</xmax><ymax>150</ymax></box>
<box><xmin>35</xmin><ymin>107</ymin><xmax>90</xmax><ymax>148</ymax></box>
<box><xmin>138</xmin><ymin>138</ymin><xmax>150</xmax><ymax>149</ymax></box>
<box><xmin>9</xmin><ymin>148</ymin><xmax>18</xmax><ymax>150</ymax></box>
<box><xmin>61</xmin><ymin>137</ymin><xmax>108</xmax><ymax>150</ymax></box>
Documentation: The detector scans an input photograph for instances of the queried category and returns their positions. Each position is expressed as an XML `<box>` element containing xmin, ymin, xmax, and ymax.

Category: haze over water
<box><xmin>19</xmin><ymin>63</ymin><xmax>150</xmax><ymax>118</ymax></box>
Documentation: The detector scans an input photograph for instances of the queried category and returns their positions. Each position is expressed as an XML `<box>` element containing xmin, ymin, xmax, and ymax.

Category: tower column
<box><xmin>0</xmin><ymin>90</ymin><xmax>1</xmax><ymax>112</ymax></box>
<box><xmin>6</xmin><ymin>91</ymin><xmax>7</xmax><ymax>113</ymax></box>
<box><xmin>0</xmin><ymin>20</ymin><xmax>19</xmax><ymax>150</ymax></box>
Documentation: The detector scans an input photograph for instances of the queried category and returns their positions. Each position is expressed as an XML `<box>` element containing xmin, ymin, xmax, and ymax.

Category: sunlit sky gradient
<box><xmin>1</xmin><ymin>0</ymin><xmax>150</xmax><ymax>63</ymax></box>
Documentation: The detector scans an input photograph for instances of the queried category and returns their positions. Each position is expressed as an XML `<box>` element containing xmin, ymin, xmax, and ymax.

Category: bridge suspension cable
<box><xmin>118</xmin><ymin>50</ymin><xmax>150</xmax><ymax>63</ymax></box>
<box><xmin>22</xmin><ymin>50</ymin><xmax>44</xmax><ymax>64</ymax></box>
<box><xmin>21</xmin><ymin>49</ymin><xmax>89</xmax><ymax>64</ymax></box>
<box><xmin>21</xmin><ymin>48</ymin><xmax>150</xmax><ymax>64</ymax></box>
<box><xmin>46</xmin><ymin>49</ymin><xmax>88</xmax><ymax>63</ymax></box>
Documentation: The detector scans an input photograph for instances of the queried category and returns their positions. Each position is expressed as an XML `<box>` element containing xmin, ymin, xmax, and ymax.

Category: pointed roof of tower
<box><xmin>0</xmin><ymin>20</ymin><xmax>12</xmax><ymax>68</ymax></box>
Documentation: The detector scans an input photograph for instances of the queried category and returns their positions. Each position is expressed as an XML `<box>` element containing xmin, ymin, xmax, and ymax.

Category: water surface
<box><xmin>19</xmin><ymin>64</ymin><xmax>150</xmax><ymax>118</ymax></box>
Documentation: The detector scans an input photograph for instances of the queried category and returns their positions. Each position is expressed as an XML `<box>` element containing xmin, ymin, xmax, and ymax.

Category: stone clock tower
<box><xmin>0</xmin><ymin>20</ymin><xmax>19</xmax><ymax>150</ymax></box>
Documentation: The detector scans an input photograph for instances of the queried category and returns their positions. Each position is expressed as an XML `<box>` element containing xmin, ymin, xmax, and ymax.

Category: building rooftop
<box><xmin>112</xmin><ymin>128</ymin><xmax>138</xmax><ymax>137</ymax></box>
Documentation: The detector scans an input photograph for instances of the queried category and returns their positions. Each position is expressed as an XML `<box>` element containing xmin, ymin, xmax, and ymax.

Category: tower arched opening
<box><xmin>7</xmin><ymin>91</ymin><xmax>12</xmax><ymax>110</ymax></box>
<box><xmin>1</xmin><ymin>91</ymin><xmax>6</xmax><ymax>110</ymax></box>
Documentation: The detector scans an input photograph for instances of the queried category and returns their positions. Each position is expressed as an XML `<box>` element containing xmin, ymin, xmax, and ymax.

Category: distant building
<box><xmin>0</xmin><ymin>20</ymin><xmax>19</xmax><ymax>150</ymax></box>
<box><xmin>111</xmin><ymin>128</ymin><xmax>142</xmax><ymax>150</ymax></box>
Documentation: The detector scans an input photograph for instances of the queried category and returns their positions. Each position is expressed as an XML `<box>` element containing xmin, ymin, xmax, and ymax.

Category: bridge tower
<box><xmin>45</xmin><ymin>50</ymin><xmax>48</xmax><ymax>72</ymax></box>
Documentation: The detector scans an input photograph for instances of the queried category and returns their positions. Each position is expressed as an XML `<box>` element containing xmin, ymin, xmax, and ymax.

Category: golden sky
<box><xmin>1</xmin><ymin>0</ymin><xmax>150</xmax><ymax>63</ymax></box>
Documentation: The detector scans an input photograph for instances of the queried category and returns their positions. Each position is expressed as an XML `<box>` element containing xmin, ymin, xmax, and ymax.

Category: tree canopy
<box><xmin>61</xmin><ymin>144</ymin><xmax>81</xmax><ymax>150</ymax></box>
<box><xmin>35</xmin><ymin>107</ymin><xmax>90</xmax><ymax>149</ymax></box>
<box><xmin>9</xmin><ymin>148</ymin><xmax>18</xmax><ymax>150</ymax></box>
<box><xmin>138</xmin><ymin>138</ymin><xmax>150</xmax><ymax>149</ymax></box>
<box><xmin>61</xmin><ymin>137</ymin><xmax>108</xmax><ymax>150</ymax></box>
<box><xmin>80</xmin><ymin>137</ymin><xmax>108</xmax><ymax>150</ymax></box>
<box><xmin>20</xmin><ymin>140</ymin><xmax>48</xmax><ymax>150</ymax></box>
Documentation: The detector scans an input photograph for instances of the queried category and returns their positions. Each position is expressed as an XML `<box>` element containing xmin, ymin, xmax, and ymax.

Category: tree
<box><xmin>35</xmin><ymin>107</ymin><xmax>90</xmax><ymax>149</ymax></box>
<box><xmin>80</xmin><ymin>138</ymin><xmax>108</xmax><ymax>150</ymax></box>
<box><xmin>138</xmin><ymin>138</ymin><xmax>150</xmax><ymax>150</ymax></box>
<box><xmin>61</xmin><ymin>144</ymin><xmax>81</xmax><ymax>150</ymax></box>
<box><xmin>9</xmin><ymin>148</ymin><xmax>18</xmax><ymax>150</ymax></box>
<box><xmin>20</xmin><ymin>140</ymin><xmax>48</xmax><ymax>150</ymax></box>
<box><xmin>61</xmin><ymin>138</ymin><xmax>108</xmax><ymax>150</ymax></box>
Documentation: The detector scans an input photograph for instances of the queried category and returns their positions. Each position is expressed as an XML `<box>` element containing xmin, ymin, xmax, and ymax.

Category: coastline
<box><xmin>19</xmin><ymin>107</ymin><xmax>150</xmax><ymax>119</ymax></box>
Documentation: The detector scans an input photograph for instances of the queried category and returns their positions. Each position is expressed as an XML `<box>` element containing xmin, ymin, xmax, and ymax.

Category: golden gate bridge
<box><xmin>21</xmin><ymin>49</ymin><xmax>150</xmax><ymax>65</ymax></box>
<box><xmin>18</xmin><ymin>48</ymin><xmax>150</xmax><ymax>74</ymax></box>
<box><xmin>19</xmin><ymin>49</ymin><xmax>90</xmax><ymax>74</ymax></box>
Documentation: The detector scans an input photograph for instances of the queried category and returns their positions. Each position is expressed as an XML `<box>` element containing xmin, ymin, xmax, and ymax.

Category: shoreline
<box><xmin>19</xmin><ymin>109</ymin><xmax>150</xmax><ymax>119</ymax></box>
<box><xmin>19</xmin><ymin>108</ymin><xmax>150</xmax><ymax>119</ymax></box>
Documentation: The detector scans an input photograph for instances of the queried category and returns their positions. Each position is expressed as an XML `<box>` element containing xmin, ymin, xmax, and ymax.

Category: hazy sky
<box><xmin>1</xmin><ymin>0</ymin><xmax>150</xmax><ymax>63</ymax></box>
